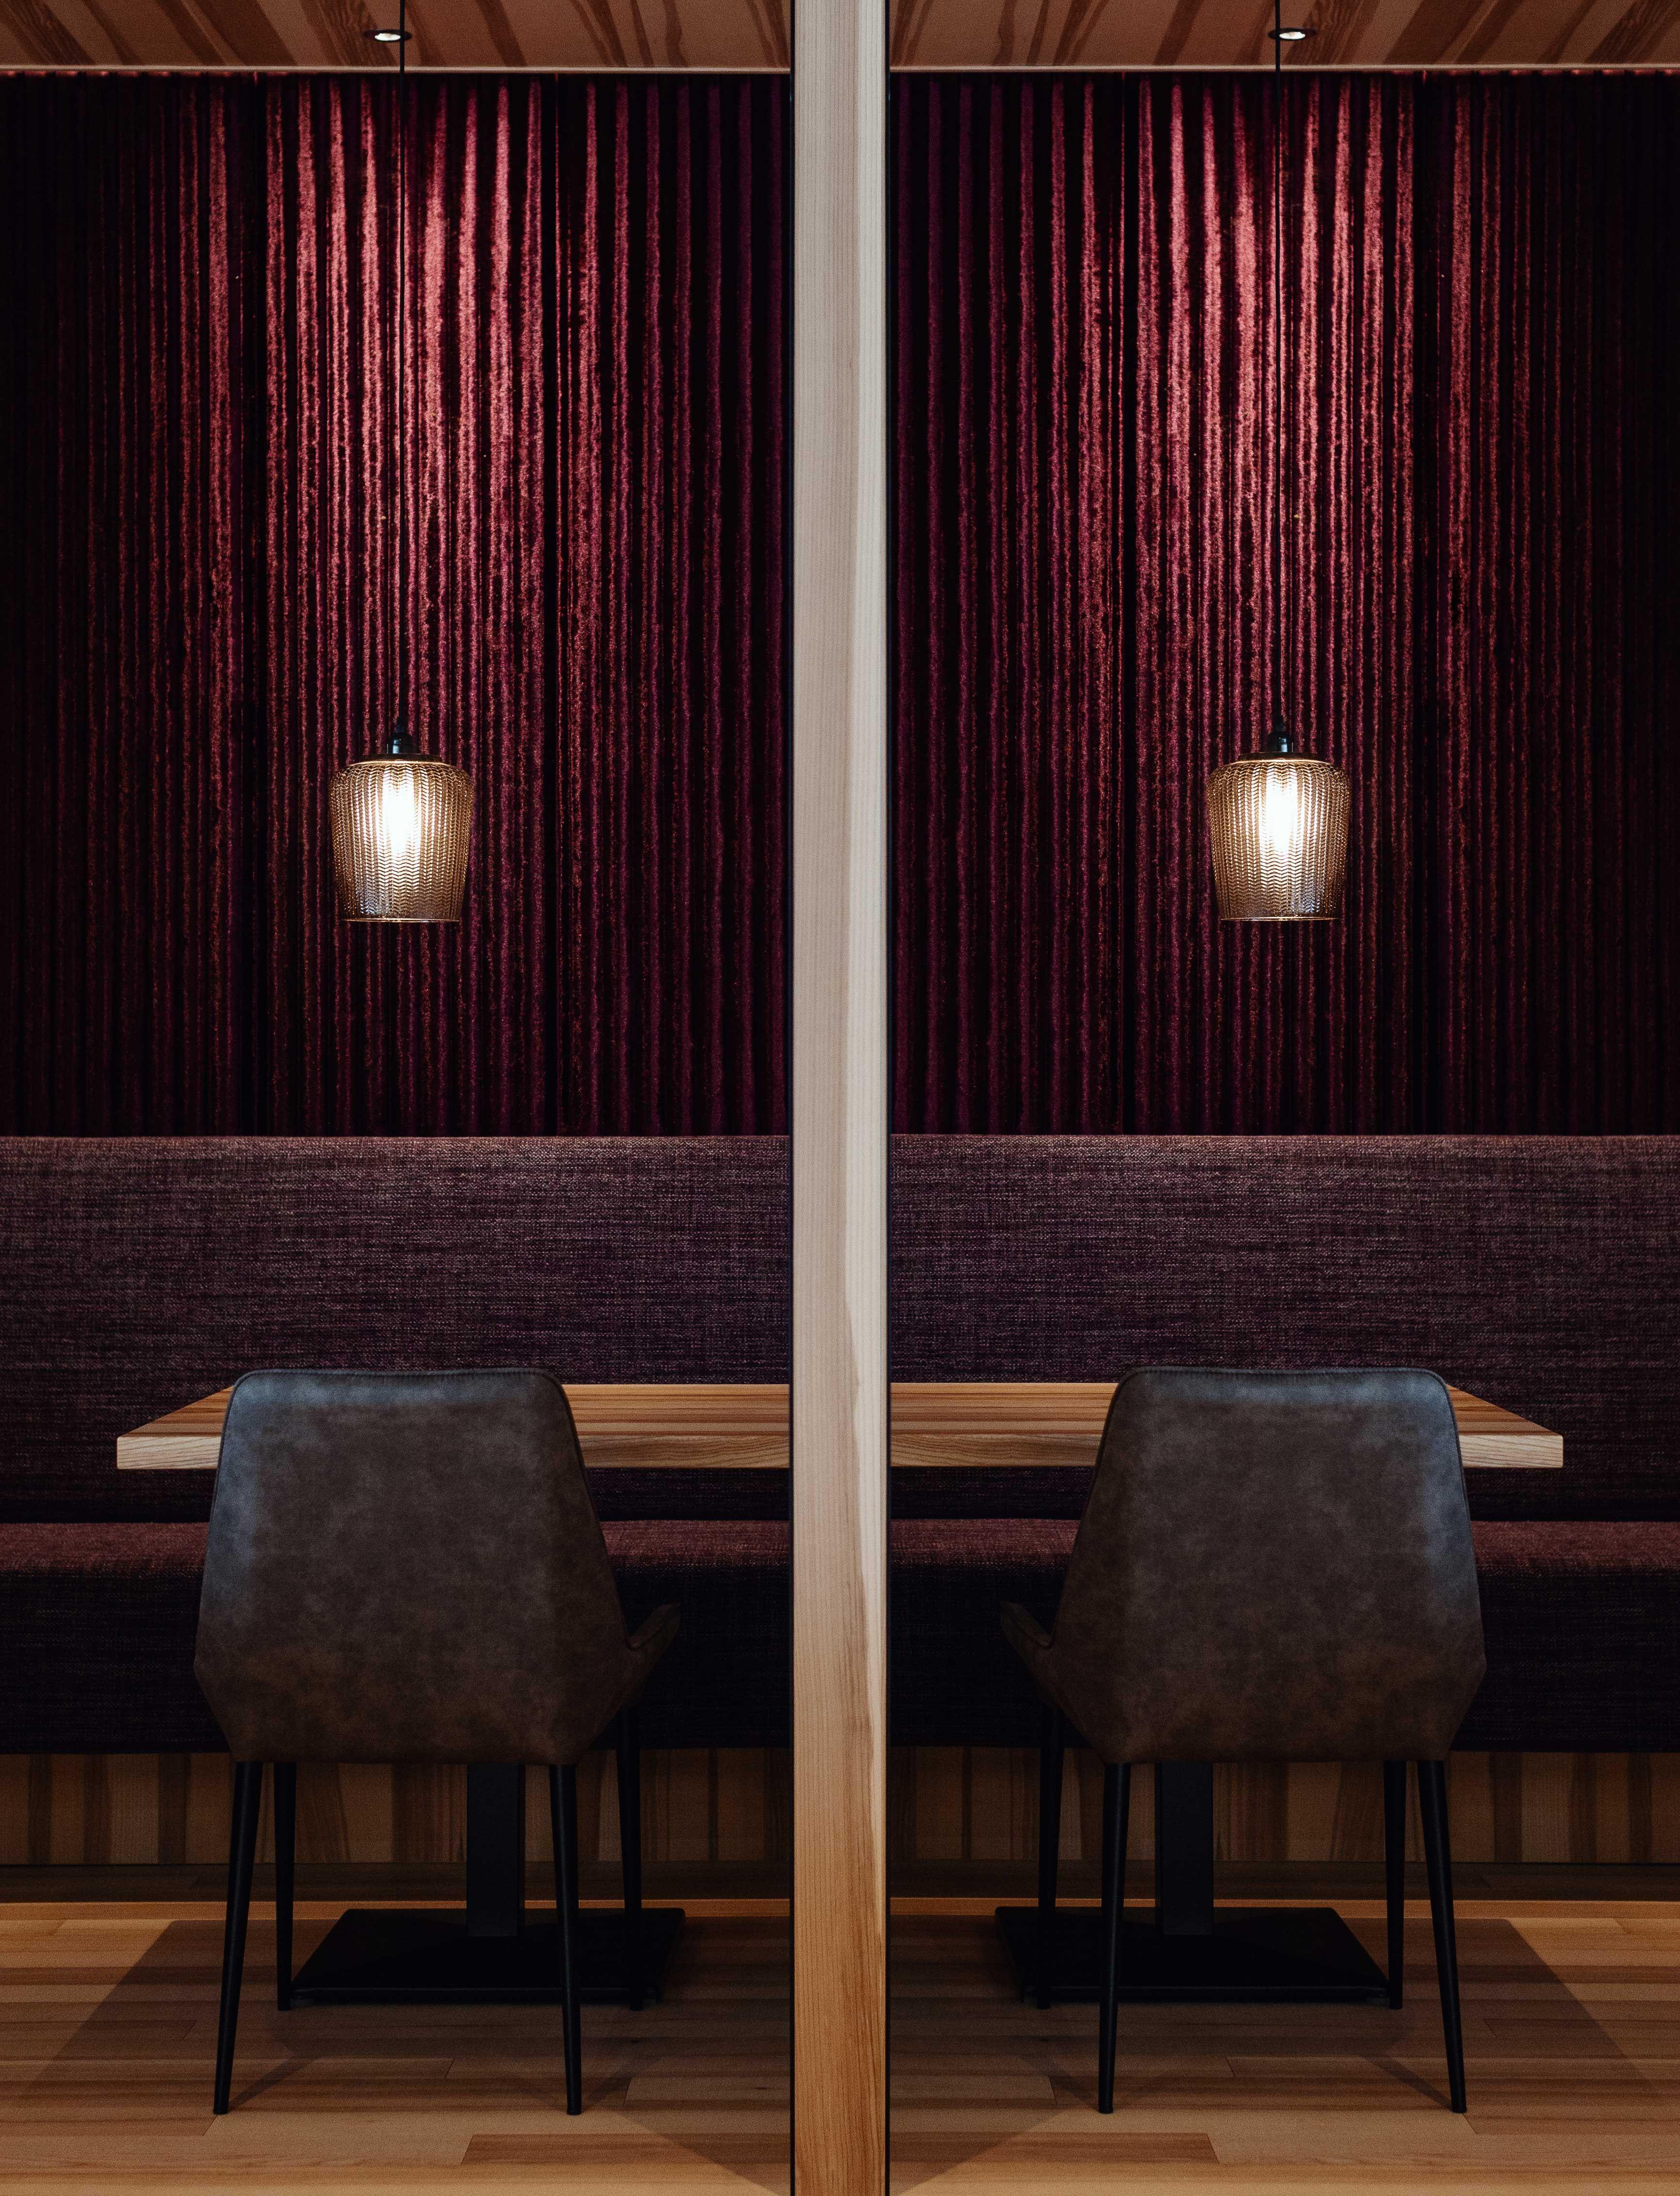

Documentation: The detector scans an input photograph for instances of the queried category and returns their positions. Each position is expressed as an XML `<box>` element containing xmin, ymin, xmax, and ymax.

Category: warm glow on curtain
<box><xmin>0</xmin><ymin>74</ymin><xmax>786</xmax><ymax>1134</ymax></box>
<box><xmin>893</xmin><ymin>72</ymin><xmax>1680</xmax><ymax>1133</ymax></box>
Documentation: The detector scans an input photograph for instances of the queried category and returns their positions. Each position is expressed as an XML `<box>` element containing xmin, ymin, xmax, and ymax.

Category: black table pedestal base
<box><xmin>996</xmin><ymin>1903</ymin><xmax>1390</xmax><ymax>2005</ymax></box>
<box><xmin>289</xmin><ymin>1906</ymin><xmax>684</xmax><ymax>2007</ymax></box>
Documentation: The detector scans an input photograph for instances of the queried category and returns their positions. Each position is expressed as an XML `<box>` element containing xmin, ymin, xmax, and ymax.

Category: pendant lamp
<box><xmin>330</xmin><ymin>0</ymin><xmax>472</xmax><ymax>924</ymax></box>
<box><xmin>1205</xmin><ymin>5</ymin><xmax>1348</xmax><ymax>923</ymax></box>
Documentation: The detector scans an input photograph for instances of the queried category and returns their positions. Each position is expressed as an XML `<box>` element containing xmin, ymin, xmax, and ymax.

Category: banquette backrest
<box><xmin>890</xmin><ymin>1135</ymin><xmax>1680</xmax><ymax>1522</ymax></box>
<box><xmin>0</xmin><ymin>1137</ymin><xmax>789</xmax><ymax>1523</ymax></box>
<box><xmin>7</xmin><ymin>1133</ymin><xmax>1676</xmax><ymax>1529</ymax></box>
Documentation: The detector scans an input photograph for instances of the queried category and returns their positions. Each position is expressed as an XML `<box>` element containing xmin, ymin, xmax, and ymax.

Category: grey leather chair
<box><xmin>194</xmin><ymin>1369</ymin><xmax>677</xmax><ymax>2116</ymax></box>
<box><xmin>1004</xmin><ymin>1367</ymin><xmax>1486</xmax><ymax>2113</ymax></box>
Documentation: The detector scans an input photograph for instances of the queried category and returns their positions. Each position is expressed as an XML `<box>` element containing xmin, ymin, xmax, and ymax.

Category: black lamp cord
<box><xmin>394</xmin><ymin>0</ymin><xmax>409</xmax><ymax>746</ymax></box>
<box><xmin>371</xmin><ymin>1</ymin><xmax>414</xmax><ymax>758</ymax></box>
<box><xmin>1270</xmin><ymin>0</ymin><xmax>1289</xmax><ymax>757</ymax></box>
<box><xmin>1273</xmin><ymin>0</ymin><xmax>1284</xmax><ymax>748</ymax></box>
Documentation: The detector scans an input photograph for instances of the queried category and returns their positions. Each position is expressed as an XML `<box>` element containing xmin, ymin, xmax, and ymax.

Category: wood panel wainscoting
<box><xmin>5</xmin><ymin>1746</ymin><xmax>1675</xmax><ymax>1874</ymax></box>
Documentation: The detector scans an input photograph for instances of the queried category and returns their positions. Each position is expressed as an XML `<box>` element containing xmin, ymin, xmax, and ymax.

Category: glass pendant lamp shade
<box><xmin>330</xmin><ymin>737</ymin><xmax>472</xmax><ymax>923</ymax></box>
<box><xmin>1205</xmin><ymin>744</ymin><xmax>1349</xmax><ymax>922</ymax></box>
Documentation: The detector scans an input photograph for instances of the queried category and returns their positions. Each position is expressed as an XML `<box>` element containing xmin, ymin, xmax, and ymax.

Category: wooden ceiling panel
<box><xmin>891</xmin><ymin>0</ymin><xmax>1680</xmax><ymax>65</ymax></box>
<box><xmin>1</xmin><ymin>0</ymin><xmax>1674</xmax><ymax>68</ymax></box>
<box><xmin>0</xmin><ymin>0</ymin><xmax>789</xmax><ymax>66</ymax></box>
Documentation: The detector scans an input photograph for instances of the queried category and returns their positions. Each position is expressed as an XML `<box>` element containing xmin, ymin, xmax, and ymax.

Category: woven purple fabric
<box><xmin>891</xmin><ymin>1135</ymin><xmax>1680</xmax><ymax>1522</ymax></box>
<box><xmin>6</xmin><ymin>1132</ymin><xmax>1679</xmax><ymax>1754</ymax></box>
<box><xmin>0</xmin><ymin>1137</ymin><xmax>789</xmax><ymax>1524</ymax></box>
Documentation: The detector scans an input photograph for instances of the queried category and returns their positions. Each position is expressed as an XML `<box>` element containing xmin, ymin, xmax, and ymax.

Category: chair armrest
<box><xmin>627</xmin><ymin>1601</ymin><xmax>680</xmax><ymax>1661</ymax></box>
<box><xmin>1000</xmin><ymin>1600</ymin><xmax>1053</xmax><ymax>1659</ymax></box>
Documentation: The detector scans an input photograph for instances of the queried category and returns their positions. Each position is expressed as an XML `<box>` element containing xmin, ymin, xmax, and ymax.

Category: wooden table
<box><xmin>120</xmin><ymin>1378</ymin><xmax>1560</xmax><ymax>2007</ymax></box>
<box><xmin>120</xmin><ymin>1379</ymin><xmax>1563</xmax><ymax>1474</ymax></box>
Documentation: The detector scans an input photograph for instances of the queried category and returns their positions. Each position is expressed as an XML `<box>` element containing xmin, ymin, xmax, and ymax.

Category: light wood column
<box><xmin>790</xmin><ymin>0</ymin><xmax>888</xmax><ymax>2185</ymax></box>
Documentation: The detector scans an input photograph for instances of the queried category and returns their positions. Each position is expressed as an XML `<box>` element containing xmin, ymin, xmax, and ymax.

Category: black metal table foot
<box><xmin>996</xmin><ymin>1903</ymin><xmax>1390</xmax><ymax>2004</ymax></box>
<box><xmin>288</xmin><ymin>1906</ymin><xmax>684</xmax><ymax>2006</ymax></box>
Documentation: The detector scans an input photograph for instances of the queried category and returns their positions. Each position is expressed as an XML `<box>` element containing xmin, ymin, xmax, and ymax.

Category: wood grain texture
<box><xmin>0</xmin><ymin>1894</ymin><xmax>791</xmax><ymax>2189</ymax></box>
<box><xmin>0</xmin><ymin>0</ymin><xmax>790</xmax><ymax>66</ymax></box>
<box><xmin>8</xmin><ymin>0</ymin><xmax>1677</xmax><ymax>66</ymax></box>
<box><xmin>887</xmin><ymin>1898</ymin><xmax>1680</xmax><ymax>2184</ymax></box>
<box><xmin>0</xmin><ymin>1749</ymin><xmax>793</xmax><ymax>1868</ymax></box>
<box><xmin>116</xmin><ymin>1383</ymin><xmax>795</xmax><ymax>1471</ymax></box>
<box><xmin>791</xmin><ymin>0</ymin><xmax>888</xmax><ymax>2179</ymax></box>
<box><xmin>5</xmin><ymin>1747</ymin><xmax>1677</xmax><ymax>1871</ymax></box>
<box><xmin>889</xmin><ymin>0</ymin><xmax>1680</xmax><ymax>64</ymax></box>
<box><xmin>117</xmin><ymin>1381</ymin><xmax>1561</xmax><ymax>1468</ymax></box>
<box><xmin>888</xmin><ymin>1381</ymin><xmax>1564</xmax><ymax>1471</ymax></box>
<box><xmin>4</xmin><ymin>1887</ymin><xmax>1680</xmax><ymax>2189</ymax></box>
<box><xmin>889</xmin><ymin>1749</ymin><xmax>1675</xmax><ymax>1869</ymax></box>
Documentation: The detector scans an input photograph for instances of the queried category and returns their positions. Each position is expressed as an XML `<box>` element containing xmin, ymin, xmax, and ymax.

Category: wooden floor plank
<box><xmin>7</xmin><ymin>1893</ymin><xmax>1680</xmax><ymax>2186</ymax></box>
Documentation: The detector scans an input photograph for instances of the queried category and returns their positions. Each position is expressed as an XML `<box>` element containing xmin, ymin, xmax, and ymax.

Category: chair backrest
<box><xmin>194</xmin><ymin>1369</ymin><xmax>637</xmax><ymax>1765</ymax></box>
<box><xmin>1047</xmin><ymin>1367</ymin><xmax>1485</xmax><ymax>1763</ymax></box>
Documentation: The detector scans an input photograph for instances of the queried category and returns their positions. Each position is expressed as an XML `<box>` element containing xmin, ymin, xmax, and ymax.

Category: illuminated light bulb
<box><xmin>1260</xmin><ymin>764</ymin><xmax>1301</xmax><ymax>865</ymax></box>
<box><xmin>379</xmin><ymin>766</ymin><xmax>420</xmax><ymax>868</ymax></box>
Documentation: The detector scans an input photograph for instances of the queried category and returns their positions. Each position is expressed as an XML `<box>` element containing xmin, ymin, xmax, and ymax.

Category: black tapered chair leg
<box><xmin>617</xmin><ymin>1709</ymin><xmax>645</xmax><ymax>2012</ymax></box>
<box><xmin>1035</xmin><ymin>1708</ymin><xmax>1065</xmax><ymax>2010</ymax></box>
<box><xmin>273</xmin><ymin>1763</ymin><xmax>297</xmax><ymax>2012</ymax></box>
<box><xmin>1417</xmin><ymin>1760</ymin><xmax>1467</xmax><ymax>2112</ymax></box>
<box><xmin>1383</xmin><ymin>1760</ymin><xmax>1407</xmax><ymax>2010</ymax></box>
<box><xmin>550</xmin><ymin>1764</ymin><xmax>583</xmax><ymax>2114</ymax></box>
<box><xmin>213</xmin><ymin>1761</ymin><xmax>264</xmax><ymax>2114</ymax></box>
<box><xmin>1096</xmin><ymin>1762</ymin><xmax>1131</xmax><ymax>2114</ymax></box>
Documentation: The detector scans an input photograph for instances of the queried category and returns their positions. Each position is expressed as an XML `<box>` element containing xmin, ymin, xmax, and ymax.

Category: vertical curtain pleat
<box><xmin>892</xmin><ymin>70</ymin><xmax>1680</xmax><ymax>1133</ymax></box>
<box><xmin>5</xmin><ymin>69</ymin><xmax>1674</xmax><ymax>1140</ymax></box>
<box><xmin>0</xmin><ymin>72</ymin><xmax>787</xmax><ymax>1135</ymax></box>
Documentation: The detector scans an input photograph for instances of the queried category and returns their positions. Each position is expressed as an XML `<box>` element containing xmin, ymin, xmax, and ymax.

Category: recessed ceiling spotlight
<box><xmin>1268</xmin><ymin>23</ymin><xmax>1313</xmax><ymax>37</ymax></box>
<box><xmin>367</xmin><ymin>25</ymin><xmax>409</xmax><ymax>40</ymax></box>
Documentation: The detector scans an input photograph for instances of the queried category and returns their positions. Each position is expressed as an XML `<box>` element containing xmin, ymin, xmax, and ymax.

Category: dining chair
<box><xmin>194</xmin><ymin>1368</ymin><xmax>677</xmax><ymax>2116</ymax></box>
<box><xmin>1004</xmin><ymin>1367</ymin><xmax>1485</xmax><ymax>2113</ymax></box>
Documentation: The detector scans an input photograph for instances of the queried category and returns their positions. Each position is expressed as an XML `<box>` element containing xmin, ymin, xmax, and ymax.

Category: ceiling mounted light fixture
<box><xmin>331</xmin><ymin>0</ymin><xmax>472</xmax><ymax>924</ymax></box>
<box><xmin>1205</xmin><ymin>4</ymin><xmax>1348</xmax><ymax>923</ymax></box>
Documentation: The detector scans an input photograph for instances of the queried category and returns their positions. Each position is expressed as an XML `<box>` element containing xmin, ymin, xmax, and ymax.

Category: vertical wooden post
<box><xmin>791</xmin><ymin>0</ymin><xmax>888</xmax><ymax>2186</ymax></box>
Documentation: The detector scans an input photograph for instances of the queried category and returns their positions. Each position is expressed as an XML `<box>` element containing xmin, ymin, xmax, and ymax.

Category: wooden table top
<box><xmin>117</xmin><ymin>1381</ymin><xmax>1562</xmax><ymax>1473</ymax></box>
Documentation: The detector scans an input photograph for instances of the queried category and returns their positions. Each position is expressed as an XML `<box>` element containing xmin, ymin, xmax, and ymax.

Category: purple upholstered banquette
<box><xmin>0</xmin><ymin>1138</ymin><xmax>790</xmax><ymax>1751</ymax></box>
<box><xmin>889</xmin><ymin>1136</ymin><xmax>1680</xmax><ymax>1753</ymax></box>
<box><xmin>3</xmin><ymin>1133</ymin><xmax>1678</xmax><ymax>1759</ymax></box>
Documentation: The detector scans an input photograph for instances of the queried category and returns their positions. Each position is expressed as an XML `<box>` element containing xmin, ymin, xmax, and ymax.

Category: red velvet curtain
<box><xmin>893</xmin><ymin>72</ymin><xmax>1680</xmax><ymax>1133</ymax></box>
<box><xmin>0</xmin><ymin>73</ymin><xmax>785</xmax><ymax>1134</ymax></box>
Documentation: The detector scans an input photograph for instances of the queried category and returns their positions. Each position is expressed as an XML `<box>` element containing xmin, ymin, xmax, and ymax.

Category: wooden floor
<box><xmin>3</xmin><ymin>1877</ymin><xmax>1680</xmax><ymax>2188</ymax></box>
